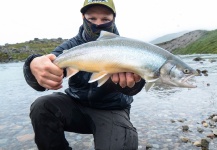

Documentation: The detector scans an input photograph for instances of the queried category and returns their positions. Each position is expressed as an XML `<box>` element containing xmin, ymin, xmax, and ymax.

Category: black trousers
<box><xmin>30</xmin><ymin>92</ymin><xmax>138</xmax><ymax>150</ymax></box>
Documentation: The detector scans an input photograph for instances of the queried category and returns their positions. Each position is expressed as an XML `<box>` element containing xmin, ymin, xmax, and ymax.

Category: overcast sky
<box><xmin>1</xmin><ymin>0</ymin><xmax>217</xmax><ymax>45</ymax></box>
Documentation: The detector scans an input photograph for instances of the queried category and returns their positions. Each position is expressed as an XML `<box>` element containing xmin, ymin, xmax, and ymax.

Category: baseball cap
<box><xmin>81</xmin><ymin>0</ymin><xmax>116</xmax><ymax>16</ymax></box>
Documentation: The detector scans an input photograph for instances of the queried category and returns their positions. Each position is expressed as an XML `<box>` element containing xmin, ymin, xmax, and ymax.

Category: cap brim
<box><xmin>80</xmin><ymin>4</ymin><xmax>115</xmax><ymax>16</ymax></box>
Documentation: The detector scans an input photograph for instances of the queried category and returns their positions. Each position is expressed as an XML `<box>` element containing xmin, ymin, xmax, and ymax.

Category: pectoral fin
<box><xmin>97</xmin><ymin>74</ymin><xmax>111</xmax><ymax>87</ymax></box>
<box><xmin>145</xmin><ymin>82</ymin><xmax>155</xmax><ymax>92</ymax></box>
<box><xmin>66</xmin><ymin>67</ymin><xmax>79</xmax><ymax>79</ymax></box>
<box><xmin>89</xmin><ymin>72</ymin><xmax>108</xmax><ymax>83</ymax></box>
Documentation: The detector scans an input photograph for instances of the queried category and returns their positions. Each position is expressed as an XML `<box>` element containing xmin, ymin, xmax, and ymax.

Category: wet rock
<box><xmin>177</xmin><ymin>119</ymin><xmax>186</xmax><ymax>123</ymax></box>
<box><xmin>182</xmin><ymin>125</ymin><xmax>189</xmax><ymax>131</ymax></box>
<box><xmin>197</xmin><ymin>127</ymin><xmax>204</xmax><ymax>133</ymax></box>
<box><xmin>201</xmin><ymin>138</ymin><xmax>209</xmax><ymax>150</ymax></box>
<box><xmin>146</xmin><ymin>143</ymin><xmax>153</xmax><ymax>149</ymax></box>
<box><xmin>212</xmin><ymin>129</ymin><xmax>217</xmax><ymax>135</ymax></box>
<box><xmin>193</xmin><ymin>57</ymin><xmax>204</xmax><ymax>61</ymax></box>
<box><xmin>209</xmin><ymin>120</ymin><xmax>216</xmax><ymax>127</ymax></box>
<box><xmin>207</xmin><ymin>133</ymin><xmax>215</xmax><ymax>139</ymax></box>
<box><xmin>170</xmin><ymin>119</ymin><xmax>175</xmax><ymax>123</ymax></box>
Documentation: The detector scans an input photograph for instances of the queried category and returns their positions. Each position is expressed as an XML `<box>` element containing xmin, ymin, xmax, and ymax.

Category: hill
<box><xmin>0</xmin><ymin>38</ymin><xmax>66</xmax><ymax>63</ymax></box>
<box><xmin>1</xmin><ymin>29</ymin><xmax>217</xmax><ymax>63</ymax></box>
<box><xmin>150</xmin><ymin>31</ymin><xmax>189</xmax><ymax>44</ymax></box>
<box><xmin>157</xmin><ymin>29</ymin><xmax>217</xmax><ymax>54</ymax></box>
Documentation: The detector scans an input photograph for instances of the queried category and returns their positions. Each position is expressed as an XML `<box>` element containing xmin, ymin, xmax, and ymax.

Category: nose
<box><xmin>95</xmin><ymin>19</ymin><xmax>103</xmax><ymax>25</ymax></box>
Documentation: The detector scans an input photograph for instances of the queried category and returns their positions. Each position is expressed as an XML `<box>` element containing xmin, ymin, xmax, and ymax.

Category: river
<box><xmin>0</xmin><ymin>54</ymin><xmax>217</xmax><ymax>150</ymax></box>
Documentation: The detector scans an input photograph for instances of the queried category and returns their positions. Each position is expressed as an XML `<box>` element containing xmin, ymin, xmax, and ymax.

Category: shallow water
<box><xmin>0</xmin><ymin>54</ymin><xmax>217</xmax><ymax>150</ymax></box>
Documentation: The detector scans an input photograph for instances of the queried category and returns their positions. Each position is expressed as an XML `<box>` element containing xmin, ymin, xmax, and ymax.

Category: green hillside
<box><xmin>0</xmin><ymin>38</ymin><xmax>65</xmax><ymax>62</ymax></box>
<box><xmin>173</xmin><ymin>29</ymin><xmax>217</xmax><ymax>54</ymax></box>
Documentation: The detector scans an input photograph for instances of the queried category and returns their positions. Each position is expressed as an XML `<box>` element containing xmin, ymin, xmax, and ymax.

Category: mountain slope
<box><xmin>150</xmin><ymin>31</ymin><xmax>189</xmax><ymax>44</ymax></box>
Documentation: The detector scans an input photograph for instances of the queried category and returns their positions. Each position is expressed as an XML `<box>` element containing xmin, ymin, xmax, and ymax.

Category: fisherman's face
<box><xmin>83</xmin><ymin>5</ymin><xmax>114</xmax><ymax>25</ymax></box>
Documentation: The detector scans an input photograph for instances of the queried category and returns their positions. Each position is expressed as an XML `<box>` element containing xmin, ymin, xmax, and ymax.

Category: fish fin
<box><xmin>97</xmin><ymin>31</ymin><xmax>119</xmax><ymax>41</ymax></box>
<box><xmin>145</xmin><ymin>82</ymin><xmax>155</xmax><ymax>92</ymax></box>
<box><xmin>89</xmin><ymin>72</ymin><xmax>108</xmax><ymax>83</ymax></box>
<box><xmin>66</xmin><ymin>67</ymin><xmax>79</xmax><ymax>79</ymax></box>
<box><xmin>97</xmin><ymin>74</ymin><xmax>111</xmax><ymax>87</ymax></box>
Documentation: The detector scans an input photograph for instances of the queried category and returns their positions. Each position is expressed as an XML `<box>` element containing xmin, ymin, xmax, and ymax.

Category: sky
<box><xmin>1</xmin><ymin>0</ymin><xmax>217</xmax><ymax>45</ymax></box>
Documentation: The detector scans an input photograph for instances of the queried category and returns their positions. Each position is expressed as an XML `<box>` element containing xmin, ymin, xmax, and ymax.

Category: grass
<box><xmin>173</xmin><ymin>29</ymin><xmax>217</xmax><ymax>54</ymax></box>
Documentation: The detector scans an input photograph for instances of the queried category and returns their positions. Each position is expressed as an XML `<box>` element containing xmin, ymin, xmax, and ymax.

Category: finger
<box><xmin>126</xmin><ymin>72</ymin><xmax>135</xmax><ymax>88</ymax></box>
<box><xmin>40</xmin><ymin>79</ymin><xmax>63</xmax><ymax>90</ymax></box>
<box><xmin>45</xmin><ymin>63</ymin><xmax>63</xmax><ymax>77</ymax></box>
<box><xmin>42</xmin><ymin>72</ymin><xmax>63</xmax><ymax>83</ymax></box>
<box><xmin>133</xmin><ymin>74</ymin><xmax>142</xmax><ymax>83</ymax></box>
<box><xmin>119</xmin><ymin>73</ymin><xmax>127</xmax><ymax>88</ymax></box>
<box><xmin>111</xmin><ymin>73</ymin><xmax>119</xmax><ymax>84</ymax></box>
<box><xmin>46</xmin><ymin>54</ymin><xmax>56</xmax><ymax>61</ymax></box>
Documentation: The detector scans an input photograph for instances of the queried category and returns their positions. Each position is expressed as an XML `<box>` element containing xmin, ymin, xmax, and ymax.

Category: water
<box><xmin>0</xmin><ymin>54</ymin><xmax>217</xmax><ymax>150</ymax></box>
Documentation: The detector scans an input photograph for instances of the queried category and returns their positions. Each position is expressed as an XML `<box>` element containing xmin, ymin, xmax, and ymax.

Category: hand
<box><xmin>111</xmin><ymin>72</ymin><xmax>141</xmax><ymax>88</ymax></box>
<box><xmin>30</xmin><ymin>54</ymin><xmax>63</xmax><ymax>90</ymax></box>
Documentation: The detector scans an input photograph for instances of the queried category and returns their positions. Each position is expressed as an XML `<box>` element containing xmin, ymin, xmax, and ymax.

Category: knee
<box><xmin>29</xmin><ymin>96</ymin><xmax>49</xmax><ymax>119</ymax></box>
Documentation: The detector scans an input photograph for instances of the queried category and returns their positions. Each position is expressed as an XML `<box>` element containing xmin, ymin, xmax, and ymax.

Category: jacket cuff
<box><xmin>23</xmin><ymin>54</ymin><xmax>46</xmax><ymax>91</ymax></box>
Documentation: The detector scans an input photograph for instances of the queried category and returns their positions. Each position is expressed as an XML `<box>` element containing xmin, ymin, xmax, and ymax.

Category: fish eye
<box><xmin>183</xmin><ymin>69</ymin><xmax>190</xmax><ymax>74</ymax></box>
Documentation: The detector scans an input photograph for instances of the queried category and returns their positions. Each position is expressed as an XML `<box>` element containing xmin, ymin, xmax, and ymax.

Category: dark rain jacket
<box><xmin>23</xmin><ymin>25</ymin><xmax>146</xmax><ymax>110</ymax></box>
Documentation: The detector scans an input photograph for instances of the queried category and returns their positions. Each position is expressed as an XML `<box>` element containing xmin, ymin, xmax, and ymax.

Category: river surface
<box><xmin>0</xmin><ymin>54</ymin><xmax>217</xmax><ymax>150</ymax></box>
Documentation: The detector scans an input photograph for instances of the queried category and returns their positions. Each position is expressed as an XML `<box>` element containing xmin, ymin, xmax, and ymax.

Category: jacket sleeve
<box><xmin>23</xmin><ymin>37</ymin><xmax>81</xmax><ymax>91</ymax></box>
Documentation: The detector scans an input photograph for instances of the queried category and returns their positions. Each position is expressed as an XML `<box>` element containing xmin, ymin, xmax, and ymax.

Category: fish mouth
<box><xmin>181</xmin><ymin>74</ymin><xmax>197</xmax><ymax>88</ymax></box>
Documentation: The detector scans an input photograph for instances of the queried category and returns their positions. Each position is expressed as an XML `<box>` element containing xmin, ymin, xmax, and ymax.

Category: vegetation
<box><xmin>0</xmin><ymin>38</ymin><xmax>65</xmax><ymax>62</ymax></box>
<box><xmin>173</xmin><ymin>29</ymin><xmax>217</xmax><ymax>54</ymax></box>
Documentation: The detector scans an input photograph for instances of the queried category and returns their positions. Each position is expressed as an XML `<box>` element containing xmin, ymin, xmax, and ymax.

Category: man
<box><xmin>23</xmin><ymin>0</ymin><xmax>145</xmax><ymax>149</ymax></box>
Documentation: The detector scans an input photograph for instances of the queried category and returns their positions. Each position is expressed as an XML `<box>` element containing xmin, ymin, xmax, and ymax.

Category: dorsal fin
<box><xmin>97</xmin><ymin>31</ymin><xmax>119</xmax><ymax>41</ymax></box>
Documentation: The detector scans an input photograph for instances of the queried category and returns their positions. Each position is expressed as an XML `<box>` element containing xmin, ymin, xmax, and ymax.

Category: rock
<box><xmin>170</xmin><ymin>119</ymin><xmax>175</xmax><ymax>123</ymax></box>
<box><xmin>193</xmin><ymin>141</ymin><xmax>201</xmax><ymax>147</ymax></box>
<box><xmin>180</xmin><ymin>137</ymin><xmax>189</xmax><ymax>143</ymax></box>
<box><xmin>197</xmin><ymin>127</ymin><xmax>204</xmax><ymax>133</ymax></box>
<box><xmin>201</xmin><ymin>138</ymin><xmax>209</xmax><ymax>150</ymax></box>
<box><xmin>193</xmin><ymin>57</ymin><xmax>204</xmax><ymax>61</ymax></box>
<box><xmin>207</xmin><ymin>133</ymin><xmax>215</xmax><ymax>139</ymax></box>
<box><xmin>178</xmin><ymin>119</ymin><xmax>186</xmax><ymax>123</ymax></box>
<box><xmin>146</xmin><ymin>143</ymin><xmax>153</xmax><ymax>149</ymax></box>
<box><xmin>182</xmin><ymin>125</ymin><xmax>189</xmax><ymax>131</ymax></box>
<box><xmin>212</xmin><ymin>129</ymin><xmax>217</xmax><ymax>135</ymax></box>
<box><xmin>213</xmin><ymin>116</ymin><xmax>217</xmax><ymax>122</ymax></box>
<box><xmin>209</xmin><ymin>120</ymin><xmax>216</xmax><ymax>127</ymax></box>
<box><xmin>202</xmin><ymin>122</ymin><xmax>208</xmax><ymax>127</ymax></box>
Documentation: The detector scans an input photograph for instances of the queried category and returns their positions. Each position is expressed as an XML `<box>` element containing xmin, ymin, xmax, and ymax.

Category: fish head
<box><xmin>159</xmin><ymin>59</ymin><xmax>200</xmax><ymax>88</ymax></box>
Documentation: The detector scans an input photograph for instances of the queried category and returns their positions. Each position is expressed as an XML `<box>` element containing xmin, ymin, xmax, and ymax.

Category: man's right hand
<box><xmin>30</xmin><ymin>54</ymin><xmax>64</xmax><ymax>90</ymax></box>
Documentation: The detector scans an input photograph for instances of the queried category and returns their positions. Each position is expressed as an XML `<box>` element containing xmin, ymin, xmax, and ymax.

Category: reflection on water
<box><xmin>0</xmin><ymin>54</ymin><xmax>217</xmax><ymax>149</ymax></box>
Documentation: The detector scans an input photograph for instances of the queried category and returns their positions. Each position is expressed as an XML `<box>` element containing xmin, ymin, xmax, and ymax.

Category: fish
<box><xmin>53</xmin><ymin>31</ymin><xmax>200</xmax><ymax>91</ymax></box>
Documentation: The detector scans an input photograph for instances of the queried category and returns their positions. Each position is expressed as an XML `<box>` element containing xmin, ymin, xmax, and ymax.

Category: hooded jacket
<box><xmin>23</xmin><ymin>25</ymin><xmax>145</xmax><ymax>110</ymax></box>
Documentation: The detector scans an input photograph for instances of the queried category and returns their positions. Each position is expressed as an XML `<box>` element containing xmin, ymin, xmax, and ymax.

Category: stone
<box><xmin>213</xmin><ymin>116</ymin><xmax>217</xmax><ymax>122</ymax></box>
<box><xmin>16</xmin><ymin>134</ymin><xmax>34</xmax><ymax>142</ymax></box>
<box><xmin>193</xmin><ymin>141</ymin><xmax>201</xmax><ymax>147</ymax></box>
<box><xmin>180</xmin><ymin>137</ymin><xmax>189</xmax><ymax>143</ymax></box>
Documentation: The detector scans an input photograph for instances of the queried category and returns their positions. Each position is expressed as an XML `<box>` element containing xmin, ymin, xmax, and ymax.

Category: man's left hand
<box><xmin>111</xmin><ymin>73</ymin><xmax>141</xmax><ymax>88</ymax></box>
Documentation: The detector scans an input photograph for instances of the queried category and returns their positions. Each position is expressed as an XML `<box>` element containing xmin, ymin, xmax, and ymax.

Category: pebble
<box><xmin>213</xmin><ymin>116</ymin><xmax>217</xmax><ymax>122</ymax></box>
<box><xmin>193</xmin><ymin>141</ymin><xmax>201</xmax><ymax>147</ymax></box>
<box><xmin>182</xmin><ymin>125</ymin><xmax>189</xmax><ymax>131</ymax></box>
<box><xmin>197</xmin><ymin>127</ymin><xmax>204</xmax><ymax>133</ymax></box>
<box><xmin>203</xmin><ymin>122</ymin><xmax>208</xmax><ymax>127</ymax></box>
<box><xmin>180</xmin><ymin>137</ymin><xmax>189</xmax><ymax>143</ymax></box>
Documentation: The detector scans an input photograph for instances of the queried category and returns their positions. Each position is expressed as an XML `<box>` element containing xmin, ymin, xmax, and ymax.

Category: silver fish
<box><xmin>53</xmin><ymin>31</ymin><xmax>200</xmax><ymax>91</ymax></box>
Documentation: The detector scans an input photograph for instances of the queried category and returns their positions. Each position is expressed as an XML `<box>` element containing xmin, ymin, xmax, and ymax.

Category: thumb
<box><xmin>46</xmin><ymin>54</ymin><xmax>56</xmax><ymax>61</ymax></box>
